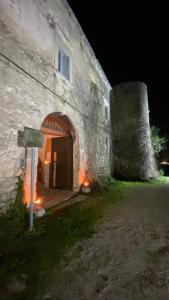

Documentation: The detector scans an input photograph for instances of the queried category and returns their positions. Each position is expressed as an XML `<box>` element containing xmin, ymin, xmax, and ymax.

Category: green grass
<box><xmin>0</xmin><ymin>176</ymin><xmax>168</xmax><ymax>299</ymax></box>
<box><xmin>113</xmin><ymin>176</ymin><xmax>169</xmax><ymax>188</ymax></box>
<box><xmin>152</xmin><ymin>175</ymin><xmax>169</xmax><ymax>185</ymax></box>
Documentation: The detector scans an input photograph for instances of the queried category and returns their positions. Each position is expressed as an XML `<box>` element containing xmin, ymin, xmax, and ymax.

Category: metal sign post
<box><xmin>30</xmin><ymin>147</ymin><xmax>35</xmax><ymax>230</ymax></box>
<box><xmin>18</xmin><ymin>127</ymin><xmax>44</xmax><ymax>231</ymax></box>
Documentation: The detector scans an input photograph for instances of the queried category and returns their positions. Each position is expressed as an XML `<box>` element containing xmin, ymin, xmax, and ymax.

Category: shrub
<box><xmin>8</xmin><ymin>176</ymin><xmax>27</xmax><ymax>233</ymax></box>
<box><xmin>151</xmin><ymin>126</ymin><xmax>168</xmax><ymax>157</ymax></box>
<box><xmin>159</xmin><ymin>168</ymin><xmax>164</xmax><ymax>177</ymax></box>
<box><xmin>97</xmin><ymin>175</ymin><xmax>117</xmax><ymax>190</ymax></box>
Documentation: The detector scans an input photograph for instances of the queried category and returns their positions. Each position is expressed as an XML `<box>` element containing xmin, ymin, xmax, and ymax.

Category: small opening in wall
<box><xmin>106</xmin><ymin>137</ymin><xmax>108</xmax><ymax>148</ymax></box>
<box><xmin>58</xmin><ymin>49</ymin><xmax>70</xmax><ymax>81</ymax></box>
<box><xmin>105</xmin><ymin>106</ymin><xmax>108</xmax><ymax>120</ymax></box>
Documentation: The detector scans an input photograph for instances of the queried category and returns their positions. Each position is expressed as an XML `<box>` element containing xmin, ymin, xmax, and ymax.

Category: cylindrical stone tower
<box><xmin>111</xmin><ymin>81</ymin><xmax>157</xmax><ymax>180</ymax></box>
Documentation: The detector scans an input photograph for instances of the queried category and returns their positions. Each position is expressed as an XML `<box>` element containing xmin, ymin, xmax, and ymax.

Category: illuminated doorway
<box><xmin>49</xmin><ymin>136</ymin><xmax>73</xmax><ymax>189</ymax></box>
<box><xmin>37</xmin><ymin>113</ymin><xmax>76</xmax><ymax>196</ymax></box>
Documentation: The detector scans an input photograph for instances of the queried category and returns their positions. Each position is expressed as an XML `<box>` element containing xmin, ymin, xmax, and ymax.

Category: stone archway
<box><xmin>36</xmin><ymin>112</ymin><xmax>80</xmax><ymax>202</ymax></box>
<box><xmin>24</xmin><ymin>112</ymin><xmax>80</xmax><ymax>208</ymax></box>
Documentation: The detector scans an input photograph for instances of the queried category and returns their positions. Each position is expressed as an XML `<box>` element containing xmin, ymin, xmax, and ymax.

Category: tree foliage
<box><xmin>151</xmin><ymin>126</ymin><xmax>168</xmax><ymax>157</ymax></box>
<box><xmin>8</xmin><ymin>176</ymin><xmax>27</xmax><ymax>234</ymax></box>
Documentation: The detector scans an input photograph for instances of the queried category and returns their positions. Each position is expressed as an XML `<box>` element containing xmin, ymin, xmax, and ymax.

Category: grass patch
<box><xmin>151</xmin><ymin>176</ymin><xmax>169</xmax><ymax>185</ymax></box>
<box><xmin>0</xmin><ymin>177</ymin><xmax>168</xmax><ymax>299</ymax></box>
<box><xmin>113</xmin><ymin>176</ymin><xmax>169</xmax><ymax>188</ymax></box>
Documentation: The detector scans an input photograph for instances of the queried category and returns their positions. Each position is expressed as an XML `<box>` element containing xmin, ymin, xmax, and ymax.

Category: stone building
<box><xmin>111</xmin><ymin>82</ymin><xmax>157</xmax><ymax>181</ymax></box>
<box><xmin>0</xmin><ymin>0</ymin><xmax>112</xmax><ymax>212</ymax></box>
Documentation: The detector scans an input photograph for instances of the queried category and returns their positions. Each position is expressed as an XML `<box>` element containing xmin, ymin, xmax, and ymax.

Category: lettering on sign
<box><xmin>24</xmin><ymin>127</ymin><xmax>44</xmax><ymax>147</ymax></box>
<box><xmin>42</xmin><ymin>120</ymin><xmax>66</xmax><ymax>134</ymax></box>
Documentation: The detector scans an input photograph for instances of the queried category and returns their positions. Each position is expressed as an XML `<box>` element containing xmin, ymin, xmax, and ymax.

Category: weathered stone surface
<box><xmin>0</xmin><ymin>0</ymin><xmax>111</xmax><ymax>212</ymax></box>
<box><xmin>111</xmin><ymin>81</ymin><xmax>157</xmax><ymax>180</ymax></box>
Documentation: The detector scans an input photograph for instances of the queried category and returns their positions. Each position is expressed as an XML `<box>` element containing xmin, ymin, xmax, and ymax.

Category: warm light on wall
<box><xmin>44</xmin><ymin>160</ymin><xmax>49</xmax><ymax>165</ymax></box>
<box><xmin>24</xmin><ymin>184</ymin><xmax>37</xmax><ymax>206</ymax></box>
<box><xmin>79</xmin><ymin>169</ymin><xmax>85</xmax><ymax>185</ymax></box>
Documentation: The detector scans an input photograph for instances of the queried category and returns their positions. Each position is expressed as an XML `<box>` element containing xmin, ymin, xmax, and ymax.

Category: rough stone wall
<box><xmin>111</xmin><ymin>82</ymin><xmax>157</xmax><ymax>180</ymax></box>
<box><xmin>0</xmin><ymin>0</ymin><xmax>111</xmax><ymax>212</ymax></box>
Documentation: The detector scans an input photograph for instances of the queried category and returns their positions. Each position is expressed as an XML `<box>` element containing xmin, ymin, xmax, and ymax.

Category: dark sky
<box><xmin>67</xmin><ymin>0</ymin><xmax>169</xmax><ymax>134</ymax></box>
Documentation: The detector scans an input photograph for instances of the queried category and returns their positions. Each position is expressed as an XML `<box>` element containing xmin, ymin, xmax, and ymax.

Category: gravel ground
<box><xmin>42</xmin><ymin>185</ymin><xmax>169</xmax><ymax>300</ymax></box>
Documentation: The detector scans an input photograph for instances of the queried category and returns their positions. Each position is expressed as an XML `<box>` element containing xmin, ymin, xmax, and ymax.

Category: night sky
<box><xmin>67</xmin><ymin>0</ymin><xmax>169</xmax><ymax>135</ymax></box>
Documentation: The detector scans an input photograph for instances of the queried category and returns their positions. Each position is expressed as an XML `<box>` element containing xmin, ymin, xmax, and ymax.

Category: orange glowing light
<box><xmin>79</xmin><ymin>168</ymin><xmax>86</xmax><ymax>185</ymax></box>
<box><xmin>24</xmin><ymin>183</ymin><xmax>37</xmax><ymax>206</ymax></box>
<box><xmin>44</xmin><ymin>160</ymin><xmax>49</xmax><ymax>165</ymax></box>
<box><xmin>54</xmin><ymin>152</ymin><xmax>57</xmax><ymax>161</ymax></box>
<box><xmin>34</xmin><ymin>198</ymin><xmax>42</xmax><ymax>205</ymax></box>
<box><xmin>84</xmin><ymin>181</ymin><xmax>90</xmax><ymax>187</ymax></box>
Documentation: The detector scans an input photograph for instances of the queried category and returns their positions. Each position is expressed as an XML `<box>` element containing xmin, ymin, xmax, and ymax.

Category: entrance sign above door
<box><xmin>42</xmin><ymin>120</ymin><xmax>66</xmax><ymax>134</ymax></box>
<box><xmin>41</xmin><ymin>119</ymin><xmax>68</xmax><ymax>137</ymax></box>
<box><xmin>18</xmin><ymin>127</ymin><xmax>44</xmax><ymax>148</ymax></box>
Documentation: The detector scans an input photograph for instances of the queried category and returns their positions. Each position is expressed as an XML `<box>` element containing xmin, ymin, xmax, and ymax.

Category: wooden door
<box><xmin>49</xmin><ymin>136</ymin><xmax>73</xmax><ymax>190</ymax></box>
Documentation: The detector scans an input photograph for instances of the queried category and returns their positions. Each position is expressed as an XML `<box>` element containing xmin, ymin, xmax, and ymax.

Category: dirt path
<box><xmin>43</xmin><ymin>185</ymin><xmax>169</xmax><ymax>300</ymax></box>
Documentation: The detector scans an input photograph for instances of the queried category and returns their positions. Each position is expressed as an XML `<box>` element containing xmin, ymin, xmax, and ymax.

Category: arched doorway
<box><xmin>37</xmin><ymin>112</ymin><xmax>77</xmax><ymax>200</ymax></box>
